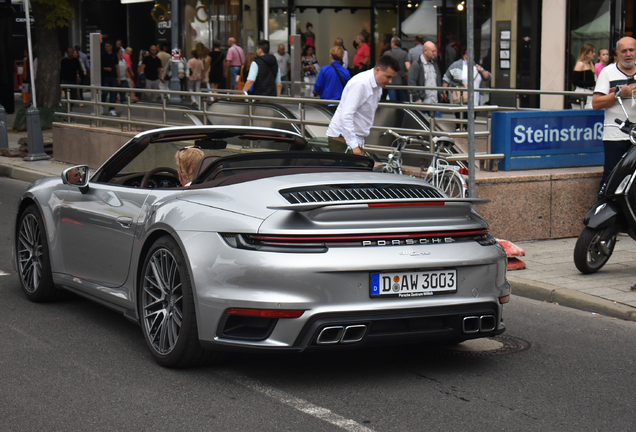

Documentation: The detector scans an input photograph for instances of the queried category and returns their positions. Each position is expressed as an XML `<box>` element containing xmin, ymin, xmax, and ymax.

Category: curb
<box><xmin>0</xmin><ymin>164</ymin><xmax>51</xmax><ymax>184</ymax></box>
<box><xmin>508</xmin><ymin>274</ymin><xmax>636</xmax><ymax>322</ymax></box>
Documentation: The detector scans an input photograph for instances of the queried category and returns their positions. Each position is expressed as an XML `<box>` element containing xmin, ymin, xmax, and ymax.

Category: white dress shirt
<box><xmin>327</xmin><ymin>69</ymin><xmax>381</xmax><ymax>149</ymax></box>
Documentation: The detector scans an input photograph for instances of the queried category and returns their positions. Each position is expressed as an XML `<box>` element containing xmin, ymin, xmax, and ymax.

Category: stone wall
<box><xmin>53</xmin><ymin>124</ymin><xmax>137</xmax><ymax>169</ymax></box>
<box><xmin>476</xmin><ymin>171</ymin><xmax>601</xmax><ymax>241</ymax></box>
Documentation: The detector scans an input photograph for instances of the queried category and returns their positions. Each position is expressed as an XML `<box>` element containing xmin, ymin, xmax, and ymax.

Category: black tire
<box><xmin>139</xmin><ymin>236</ymin><xmax>221</xmax><ymax>368</ymax></box>
<box><xmin>573</xmin><ymin>227</ymin><xmax>616</xmax><ymax>274</ymax></box>
<box><xmin>16</xmin><ymin>204</ymin><xmax>61</xmax><ymax>302</ymax></box>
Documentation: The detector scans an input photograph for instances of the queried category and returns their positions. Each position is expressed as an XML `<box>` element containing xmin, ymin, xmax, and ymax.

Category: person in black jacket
<box><xmin>242</xmin><ymin>40</ymin><xmax>282</xmax><ymax>96</ymax></box>
<box><xmin>101</xmin><ymin>41</ymin><xmax>121</xmax><ymax>116</ymax></box>
<box><xmin>60</xmin><ymin>46</ymin><xmax>83</xmax><ymax>107</ymax></box>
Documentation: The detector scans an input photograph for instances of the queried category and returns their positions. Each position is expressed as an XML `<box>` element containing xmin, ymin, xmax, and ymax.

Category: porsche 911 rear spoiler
<box><xmin>267</xmin><ymin>198</ymin><xmax>490</xmax><ymax>212</ymax></box>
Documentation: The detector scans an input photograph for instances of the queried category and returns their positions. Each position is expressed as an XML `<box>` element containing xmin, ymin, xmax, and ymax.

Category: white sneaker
<box><xmin>108</xmin><ymin>110</ymin><xmax>117</xmax><ymax>116</ymax></box>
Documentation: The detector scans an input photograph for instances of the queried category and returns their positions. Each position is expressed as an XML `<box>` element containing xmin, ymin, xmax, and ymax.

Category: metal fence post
<box><xmin>300</xmin><ymin>102</ymin><xmax>305</xmax><ymax>137</ymax></box>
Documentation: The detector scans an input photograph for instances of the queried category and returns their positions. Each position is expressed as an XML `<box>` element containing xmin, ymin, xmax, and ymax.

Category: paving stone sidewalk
<box><xmin>509</xmin><ymin>236</ymin><xmax>636</xmax><ymax>320</ymax></box>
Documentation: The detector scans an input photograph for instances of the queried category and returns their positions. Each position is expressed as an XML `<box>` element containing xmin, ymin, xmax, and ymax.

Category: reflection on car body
<box><xmin>13</xmin><ymin>126</ymin><xmax>510</xmax><ymax>368</ymax></box>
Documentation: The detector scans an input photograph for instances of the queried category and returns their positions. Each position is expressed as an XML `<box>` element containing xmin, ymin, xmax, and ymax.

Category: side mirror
<box><xmin>615</xmin><ymin>85</ymin><xmax>622</xmax><ymax>99</ymax></box>
<box><xmin>62</xmin><ymin>165</ymin><xmax>90</xmax><ymax>193</ymax></box>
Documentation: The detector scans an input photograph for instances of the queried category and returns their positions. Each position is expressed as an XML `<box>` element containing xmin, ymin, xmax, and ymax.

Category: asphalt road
<box><xmin>1</xmin><ymin>176</ymin><xmax>636</xmax><ymax>431</ymax></box>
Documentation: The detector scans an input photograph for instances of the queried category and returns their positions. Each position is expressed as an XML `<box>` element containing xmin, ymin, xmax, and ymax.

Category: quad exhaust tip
<box><xmin>462</xmin><ymin>315</ymin><xmax>496</xmax><ymax>334</ymax></box>
<box><xmin>316</xmin><ymin>324</ymin><xmax>368</xmax><ymax>345</ymax></box>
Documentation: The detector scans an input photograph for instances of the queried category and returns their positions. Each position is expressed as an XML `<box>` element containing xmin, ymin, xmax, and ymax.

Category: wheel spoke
<box><xmin>18</xmin><ymin>214</ymin><xmax>43</xmax><ymax>293</ymax></box>
<box><xmin>142</xmin><ymin>246</ymin><xmax>183</xmax><ymax>355</ymax></box>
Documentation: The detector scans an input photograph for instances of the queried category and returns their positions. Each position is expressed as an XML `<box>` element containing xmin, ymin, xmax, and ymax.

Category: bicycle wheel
<box><xmin>436</xmin><ymin>170</ymin><xmax>466</xmax><ymax>198</ymax></box>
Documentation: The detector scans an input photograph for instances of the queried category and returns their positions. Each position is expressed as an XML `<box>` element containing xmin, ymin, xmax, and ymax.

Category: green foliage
<box><xmin>32</xmin><ymin>0</ymin><xmax>74</xmax><ymax>29</ymax></box>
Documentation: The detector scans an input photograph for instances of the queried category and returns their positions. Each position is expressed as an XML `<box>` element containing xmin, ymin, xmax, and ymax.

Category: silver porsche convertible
<box><xmin>14</xmin><ymin>126</ymin><xmax>510</xmax><ymax>367</ymax></box>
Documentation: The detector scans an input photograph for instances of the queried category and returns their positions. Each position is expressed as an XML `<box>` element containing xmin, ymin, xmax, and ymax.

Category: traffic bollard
<box><xmin>23</xmin><ymin>105</ymin><xmax>50</xmax><ymax>161</ymax></box>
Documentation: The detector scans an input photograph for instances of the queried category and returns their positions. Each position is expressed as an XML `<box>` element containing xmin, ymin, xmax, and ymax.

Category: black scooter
<box><xmin>574</xmin><ymin>86</ymin><xmax>636</xmax><ymax>273</ymax></box>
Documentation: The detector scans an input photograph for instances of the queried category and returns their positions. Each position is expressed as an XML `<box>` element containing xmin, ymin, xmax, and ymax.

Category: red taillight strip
<box><xmin>251</xmin><ymin>229</ymin><xmax>488</xmax><ymax>243</ymax></box>
<box><xmin>224</xmin><ymin>308</ymin><xmax>305</xmax><ymax>318</ymax></box>
<box><xmin>367</xmin><ymin>202</ymin><xmax>445</xmax><ymax>208</ymax></box>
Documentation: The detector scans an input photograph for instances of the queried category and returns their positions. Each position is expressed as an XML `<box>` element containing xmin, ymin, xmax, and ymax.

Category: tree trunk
<box><xmin>32</xmin><ymin>3</ymin><xmax>60</xmax><ymax>109</ymax></box>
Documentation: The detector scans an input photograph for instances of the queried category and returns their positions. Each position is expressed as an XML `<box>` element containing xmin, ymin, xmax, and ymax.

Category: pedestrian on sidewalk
<box><xmin>382</xmin><ymin>37</ymin><xmax>410</xmax><ymax>102</ymax></box>
<box><xmin>225</xmin><ymin>37</ymin><xmax>245</xmax><ymax>90</ymax></box>
<box><xmin>101</xmin><ymin>41</ymin><xmax>121</xmax><ymax>116</ymax></box>
<box><xmin>243</xmin><ymin>40</ymin><xmax>281</xmax><ymax>97</ymax></box>
<box><xmin>301</xmin><ymin>45</ymin><xmax>319</xmax><ymax>97</ymax></box>
<box><xmin>593</xmin><ymin>36</ymin><xmax>636</xmax><ymax>191</ymax></box>
<box><xmin>187</xmin><ymin>50</ymin><xmax>204</xmax><ymax>107</ymax></box>
<box><xmin>313</xmin><ymin>46</ymin><xmax>350</xmax><ymax>101</ymax></box>
<box><xmin>60</xmin><ymin>46</ymin><xmax>83</xmax><ymax>107</ymax></box>
<box><xmin>142</xmin><ymin>45</ymin><xmax>162</xmax><ymax>101</ymax></box>
<box><xmin>327</xmin><ymin>55</ymin><xmax>400</xmax><ymax>155</ymax></box>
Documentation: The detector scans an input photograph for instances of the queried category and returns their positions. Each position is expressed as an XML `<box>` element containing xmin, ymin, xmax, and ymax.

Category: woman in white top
<box><xmin>117</xmin><ymin>49</ymin><xmax>132</xmax><ymax>104</ymax></box>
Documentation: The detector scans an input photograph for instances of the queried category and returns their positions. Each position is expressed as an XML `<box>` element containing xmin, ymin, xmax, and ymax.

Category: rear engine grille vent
<box><xmin>280</xmin><ymin>184</ymin><xmax>444</xmax><ymax>204</ymax></box>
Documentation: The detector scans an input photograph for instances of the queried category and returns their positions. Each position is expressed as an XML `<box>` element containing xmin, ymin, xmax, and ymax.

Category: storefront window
<box><xmin>567</xmin><ymin>0</ymin><xmax>610</xmax><ymax>88</ymax></box>
<box><xmin>183</xmin><ymin>0</ymin><xmax>241</xmax><ymax>56</ymax></box>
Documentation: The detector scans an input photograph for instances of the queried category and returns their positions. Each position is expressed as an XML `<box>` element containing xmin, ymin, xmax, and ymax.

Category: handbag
<box><xmin>452</xmin><ymin>85</ymin><xmax>468</xmax><ymax>103</ymax></box>
<box><xmin>453</xmin><ymin>67</ymin><xmax>480</xmax><ymax>103</ymax></box>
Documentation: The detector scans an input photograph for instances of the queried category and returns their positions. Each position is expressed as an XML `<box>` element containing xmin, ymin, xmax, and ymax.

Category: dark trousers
<box><xmin>61</xmin><ymin>80</ymin><xmax>80</xmax><ymax>107</ymax></box>
<box><xmin>387</xmin><ymin>89</ymin><xmax>409</xmax><ymax>102</ymax></box>
<box><xmin>102</xmin><ymin>76</ymin><xmax>119</xmax><ymax>111</ymax></box>
<box><xmin>601</xmin><ymin>140</ymin><xmax>632</xmax><ymax>192</ymax></box>
<box><xmin>118</xmin><ymin>81</ymin><xmax>129</xmax><ymax>104</ymax></box>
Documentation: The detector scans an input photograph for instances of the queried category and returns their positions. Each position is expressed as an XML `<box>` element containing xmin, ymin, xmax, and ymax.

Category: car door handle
<box><xmin>116</xmin><ymin>216</ymin><xmax>133</xmax><ymax>228</ymax></box>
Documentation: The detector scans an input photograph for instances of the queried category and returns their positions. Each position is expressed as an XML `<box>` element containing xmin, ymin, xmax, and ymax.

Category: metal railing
<box><xmin>387</xmin><ymin>84</ymin><xmax>594</xmax><ymax>110</ymax></box>
<box><xmin>60</xmin><ymin>83</ymin><xmax>565</xmax><ymax>173</ymax></box>
<box><xmin>58</xmin><ymin>83</ymin><xmax>499</xmax><ymax>142</ymax></box>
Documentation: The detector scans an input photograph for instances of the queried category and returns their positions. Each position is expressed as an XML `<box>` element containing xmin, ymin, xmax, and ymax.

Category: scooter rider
<box><xmin>593</xmin><ymin>37</ymin><xmax>636</xmax><ymax>192</ymax></box>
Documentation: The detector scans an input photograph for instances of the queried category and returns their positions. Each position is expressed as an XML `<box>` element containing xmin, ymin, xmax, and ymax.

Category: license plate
<box><xmin>370</xmin><ymin>269</ymin><xmax>457</xmax><ymax>298</ymax></box>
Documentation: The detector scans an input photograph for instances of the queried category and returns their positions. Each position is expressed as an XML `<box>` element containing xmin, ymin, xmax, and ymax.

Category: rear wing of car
<box><xmin>268</xmin><ymin>198</ymin><xmax>490</xmax><ymax>212</ymax></box>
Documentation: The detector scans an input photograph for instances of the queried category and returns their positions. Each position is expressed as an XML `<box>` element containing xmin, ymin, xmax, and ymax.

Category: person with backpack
<box><xmin>313</xmin><ymin>46</ymin><xmax>350</xmax><ymax>100</ymax></box>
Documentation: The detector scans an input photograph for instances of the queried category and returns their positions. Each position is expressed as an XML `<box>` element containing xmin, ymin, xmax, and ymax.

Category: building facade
<box><xmin>9</xmin><ymin>0</ymin><xmax>636</xmax><ymax>109</ymax></box>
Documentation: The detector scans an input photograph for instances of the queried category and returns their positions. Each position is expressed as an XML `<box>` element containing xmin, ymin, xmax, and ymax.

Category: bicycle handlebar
<box><xmin>382</xmin><ymin>129</ymin><xmax>427</xmax><ymax>145</ymax></box>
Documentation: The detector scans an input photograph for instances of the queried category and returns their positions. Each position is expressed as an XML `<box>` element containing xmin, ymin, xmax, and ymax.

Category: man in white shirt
<box><xmin>327</xmin><ymin>55</ymin><xmax>400</xmax><ymax>155</ymax></box>
<box><xmin>274</xmin><ymin>44</ymin><xmax>290</xmax><ymax>93</ymax></box>
<box><xmin>593</xmin><ymin>36</ymin><xmax>636</xmax><ymax>190</ymax></box>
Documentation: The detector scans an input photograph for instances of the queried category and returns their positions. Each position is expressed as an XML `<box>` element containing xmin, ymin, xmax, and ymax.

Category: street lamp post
<box><xmin>23</xmin><ymin>0</ymin><xmax>50</xmax><ymax>161</ymax></box>
<box><xmin>169</xmin><ymin>0</ymin><xmax>181</xmax><ymax>103</ymax></box>
<box><xmin>466</xmin><ymin>0</ymin><xmax>475</xmax><ymax>197</ymax></box>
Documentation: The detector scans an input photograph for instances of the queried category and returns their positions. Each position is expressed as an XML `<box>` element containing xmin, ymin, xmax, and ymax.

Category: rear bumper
<box><xmin>202</xmin><ymin>302</ymin><xmax>504</xmax><ymax>352</ymax></box>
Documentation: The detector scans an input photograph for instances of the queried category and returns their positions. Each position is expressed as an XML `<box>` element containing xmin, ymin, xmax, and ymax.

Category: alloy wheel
<box><xmin>142</xmin><ymin>247</ymin><xmax>183</xmax><ymax>355</ymax></box>
<box><xmin>18</xmin><ymin>213</ymin><xmax>43</xmax><ymax>293</ymax></box>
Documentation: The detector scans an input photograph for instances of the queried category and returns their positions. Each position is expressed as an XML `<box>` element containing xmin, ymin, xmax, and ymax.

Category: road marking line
<box><xmin>0</xmin><ymin>270</ymin><xmax>9</xmax><ymax>276</ymax></box>
<box><xmin>218</xmin><ymin>370</ymin><xmax>375</xmax><ymax>432</ymax></box>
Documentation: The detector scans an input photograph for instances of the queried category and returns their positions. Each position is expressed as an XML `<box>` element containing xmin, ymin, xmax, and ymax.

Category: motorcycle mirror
<box><xmin>615</xmin><ymin>85</ymin><xmax>622</xmax><ymax>99</ymax></box>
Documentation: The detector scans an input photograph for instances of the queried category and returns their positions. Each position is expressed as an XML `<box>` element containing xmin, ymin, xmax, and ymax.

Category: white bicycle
<box><xmin>373</xmin><ymin>130</ymin><xmax>468</xmax><ymax>198</ymax></box>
